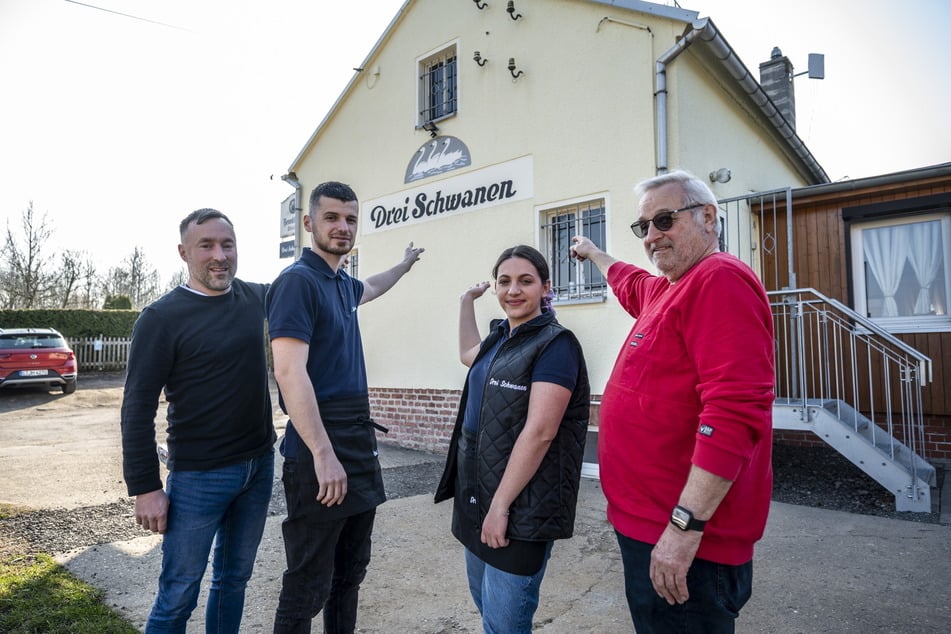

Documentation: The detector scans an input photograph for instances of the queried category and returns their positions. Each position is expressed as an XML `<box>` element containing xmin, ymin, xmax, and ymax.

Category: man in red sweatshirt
<box><xmin>571</xmin><ymin>170</ymin><xmax>774</xmax><ymax>633</ymax></box>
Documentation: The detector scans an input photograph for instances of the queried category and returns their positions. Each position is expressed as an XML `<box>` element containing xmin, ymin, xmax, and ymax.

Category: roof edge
<box><xmin>287</xmin><ymin>1</ymin><xmax>413</xmax><ymax>173</ymax></box>
<box><xmin>688</xmin><ymin>17</ymin><xmax>829</xmax><ymax>184</ymax></box>
<box><xmin>791</xmin><ymin>162</ymin><xmax>951</xmax><ymax>198</ymax></box>
<box><xmin>585</xmin><ymin>0</ymin><xmax>697</xmax><ymax>23</ymax></box>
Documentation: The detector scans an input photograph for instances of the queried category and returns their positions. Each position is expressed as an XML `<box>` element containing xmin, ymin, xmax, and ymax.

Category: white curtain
<box><xmin>906</xmin><ymin>221</ymin><xmax>943</xmax><ymax>315</ymax></box>
<box><xmin>863</xmin><ymin>225</ymin><xmax>910</xmax><ymax>317</ymax></box>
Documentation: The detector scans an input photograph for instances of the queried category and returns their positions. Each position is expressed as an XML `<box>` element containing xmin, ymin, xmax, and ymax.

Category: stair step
<box><xmin>772</xmin><ymin>399</ymin><xmax>935</xmax><ymax>511</ymax></box>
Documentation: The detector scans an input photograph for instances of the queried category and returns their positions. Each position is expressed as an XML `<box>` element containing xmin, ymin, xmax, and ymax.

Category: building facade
<box><xmin>280</xmin><ymin>0</ymin><xmax>828</xmax><ymax>455</ymax></box>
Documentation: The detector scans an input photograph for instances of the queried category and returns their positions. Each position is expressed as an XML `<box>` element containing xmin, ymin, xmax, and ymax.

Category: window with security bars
<box><xmin>541</xmin><ymin>200</ymin><xmax>607</xmax><ymax>301</ymax></box>
<box><xmin>344</xmin><ymin>249</ymin><xmax>359</xmax><ymax>280</ymax></box>
<box><xmin>418</xmin><ymin>45</ymin><xmax>457</xmax><ymax>124</ymax></box>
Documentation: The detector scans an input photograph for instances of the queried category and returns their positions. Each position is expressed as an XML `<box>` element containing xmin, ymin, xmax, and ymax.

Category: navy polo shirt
<box><xmin>463</xmin><ymin>314</ymin><xmax>580</xmax><ymax>433</ymax></box>
<box><xmin>267</xmin><ymin>248</ymin><xmax>367</xmax><ymax>457</ymax></box>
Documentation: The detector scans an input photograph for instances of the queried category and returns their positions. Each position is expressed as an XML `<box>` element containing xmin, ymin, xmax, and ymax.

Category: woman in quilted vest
<box><xmin>435</xmin><ymin>245</ymin><xmax>590</xmax><ymax>634</ymax></box>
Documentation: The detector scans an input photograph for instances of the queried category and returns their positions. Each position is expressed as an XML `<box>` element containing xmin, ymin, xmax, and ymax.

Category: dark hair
<box><xmin>492</xmin><ymin>245</ymin><xmax>555</xmax><ymax>313</ymax></box>
<box><xmin>179</xmin><ymin>208</ymin><xmax>233</xmax><ymax>239</ymax></box>
<box><xmin>309</xmin><ymin>181</ymin><xmax>358</xmax><ymax>214</ymax></box>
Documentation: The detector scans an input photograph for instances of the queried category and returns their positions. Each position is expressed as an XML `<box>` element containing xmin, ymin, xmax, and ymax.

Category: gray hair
<box><xmin>634</xmin><ymin>170</ymin><xmax>721</xmax><ymax>236</ymax></box>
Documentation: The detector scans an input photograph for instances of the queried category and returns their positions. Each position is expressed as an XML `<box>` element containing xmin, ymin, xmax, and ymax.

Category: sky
<box><xmin>1</xmin><ymin>0</ymin><xmax>949</xmax><ymax>286</ymax></box>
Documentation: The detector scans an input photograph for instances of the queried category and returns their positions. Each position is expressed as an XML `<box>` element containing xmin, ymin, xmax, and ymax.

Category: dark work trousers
<box><xmin>272</xmin><ymin>496</ymin><xmax>376</xmax><ymax>633</ymax></box>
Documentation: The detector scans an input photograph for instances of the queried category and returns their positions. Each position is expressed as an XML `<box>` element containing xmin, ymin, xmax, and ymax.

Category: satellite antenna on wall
<box><xmin>794</xmin><ymin>53</ymin><xmax>825</xmax><ymax>80</ymax></box>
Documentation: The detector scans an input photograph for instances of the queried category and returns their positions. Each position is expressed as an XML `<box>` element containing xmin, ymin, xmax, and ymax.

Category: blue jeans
<box><xmin>464</xmin><ymin>543</ymin><xmax>553</xmax><ymax>634</ymax></box>
<box><xmin>615</xmin><ymin>531</ymin><xmax>752</xmax><ymax>634</ymax></box>
<box><xmin>146</xmin><ymin>451</ymin><xmax>274</xmax><ymax>634</ymax></box>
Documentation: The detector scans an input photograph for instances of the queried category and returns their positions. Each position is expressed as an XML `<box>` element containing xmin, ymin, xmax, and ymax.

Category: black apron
<box><xmin>283</xmin><ymin>395</ymin><xmax>386</xmax><ymax>521</ymax></box>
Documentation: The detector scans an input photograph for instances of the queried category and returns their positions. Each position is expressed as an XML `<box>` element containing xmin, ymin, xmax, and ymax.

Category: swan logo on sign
<box><xmin>404</xmin><ymin>136</ymin><xmax>471</xmax><ymax>183</ymax></box>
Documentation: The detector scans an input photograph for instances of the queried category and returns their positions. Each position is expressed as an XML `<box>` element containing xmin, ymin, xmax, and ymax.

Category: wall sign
<box><xmin>279</xmin><ymin>194</ymin><xmax>296</xmax><ymax>238</ymax></box>
<box><xmin>364</xmin><ymin>155</ymin><xmax>533</xmax><ymax>235</ymax></box>
<box><xmin>404</xmin><ymin>135</ymin><xmax>471</xmax><ymax>183</ymax></box>
<box><xmin>279</xmin><ymin>240</ymin><xmax>296</xmax><ymax>259</ymax></box>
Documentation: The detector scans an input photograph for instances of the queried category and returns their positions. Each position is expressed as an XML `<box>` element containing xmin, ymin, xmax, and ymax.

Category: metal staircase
<box><xmin>770</xmin><ymin>288</ymin><xmax>935</xmax><ymax>512</ymax></box>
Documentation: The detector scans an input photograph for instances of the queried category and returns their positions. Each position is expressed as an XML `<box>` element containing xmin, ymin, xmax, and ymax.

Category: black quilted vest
<box><xmin>435</xmin><ymin>311</ymin><xmax>590</xmax><ymax>542</ymax></box>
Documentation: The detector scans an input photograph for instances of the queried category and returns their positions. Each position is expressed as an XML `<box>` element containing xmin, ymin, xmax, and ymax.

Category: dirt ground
<box><xmin>0</xmin><ymin>372</ymin><xmax>138</xmax><ymax>510</ymax></box>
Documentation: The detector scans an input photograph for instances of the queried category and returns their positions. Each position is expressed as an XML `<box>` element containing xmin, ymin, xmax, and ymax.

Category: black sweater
<box><xmin>121</xmin><ymin>280</ymin><xmax>276</xmax><ymax>496</ymax></box>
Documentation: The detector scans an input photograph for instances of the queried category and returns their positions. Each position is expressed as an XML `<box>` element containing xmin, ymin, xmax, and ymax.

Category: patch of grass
<box><xmin>0</xmin><ymin>553</ymin><xmax>137</xmax><ymax>633</ymax></box>
<box><xmin>0</xmin><ymin>503</ymin><xmax>30</xmax><ymax>521</ymax></box>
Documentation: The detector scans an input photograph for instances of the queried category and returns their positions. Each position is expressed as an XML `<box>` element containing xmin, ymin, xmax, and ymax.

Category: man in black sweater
<box><xmin>121</xmin><ymin>208</ymin><xmax>276</xmax><ymax>633</ymax></box>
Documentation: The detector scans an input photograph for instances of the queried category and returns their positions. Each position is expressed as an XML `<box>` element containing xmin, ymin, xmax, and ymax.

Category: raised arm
<box><xmin>271</xmin><ymin>336</ymin><xmax>348</xmax><ymax>506</ymax></box>
<box><xmin>459</xmin><ymin>281</ymin><xmax>490</xmax><ymax>367</ymax></box>
<box><xmin>570</xmin><ymin>235</ymin><xmax>618</xmax><ymax>278</ymax></box>
<box><xmin>360</xmin><ymin>242</ymin><xmax>425</xmax><ymax>304</ymax></box>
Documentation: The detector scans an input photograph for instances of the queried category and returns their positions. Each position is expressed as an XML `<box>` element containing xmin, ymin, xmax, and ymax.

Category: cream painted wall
<box><xmin>287</xmin><ymin>0</ymin><xmax>816</xmax><ymax>394</ymax></box>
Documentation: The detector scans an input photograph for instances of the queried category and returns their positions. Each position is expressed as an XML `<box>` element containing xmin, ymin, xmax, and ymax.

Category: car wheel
<box><xmin>62</xmin><ymin>379</ymin><xmax>77</xmax><ymax>394</ymax></box>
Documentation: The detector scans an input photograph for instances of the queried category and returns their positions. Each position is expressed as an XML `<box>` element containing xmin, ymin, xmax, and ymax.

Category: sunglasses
<box><xmin>629</xmin><ymin>203</ymin><xmax>705</xmax><ymax>238</ymax></box>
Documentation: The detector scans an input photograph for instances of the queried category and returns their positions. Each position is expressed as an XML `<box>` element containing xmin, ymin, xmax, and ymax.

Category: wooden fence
<box><xmin>69</xmin><ymin>336</ymin><xmax>131</xmax><ymax>371</ymax></box>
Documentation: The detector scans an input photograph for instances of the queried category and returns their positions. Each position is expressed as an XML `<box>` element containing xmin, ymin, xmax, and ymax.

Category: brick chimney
<box><xmin>759</xmin><ymin>47</ymin><xmax>796</xmax><ymax>130</ymax></box>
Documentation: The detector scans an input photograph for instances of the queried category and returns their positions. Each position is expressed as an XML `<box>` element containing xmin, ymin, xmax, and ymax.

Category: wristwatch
<box><xmin>670</xmin><ymin>505</ymin><xmax>706</xmax><ymax>532</ymax></box>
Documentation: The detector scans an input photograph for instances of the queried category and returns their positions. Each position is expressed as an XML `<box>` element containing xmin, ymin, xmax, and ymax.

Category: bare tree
<box><xmin>1</xmin><ymin>202</ymin><xmax>54</xmax><ymax>308</ymax></box>
<box><xmin>50</xmin><ymin>250</ymin><xmax>101</xmax><ymax>308</ymax></box>
<box><xmin>102</xmin><ymin>247</ymin><xmax>161</xmax><ymax>309</ymax></box>
<box><xmin>57</xmin><ymin>250</ymin><xmax>83</xmax><ymax>308</ymax></box>
<box><xmin>165</xmin><ymin>267</ymin><xmax>188</xmax><ymax>292</ymax></box>
<box><xmin>0</xmin><ymin>267</ymin><xmax>14</xmax><ymax>309</ymax></box>
<box><xmin>80</xmin><ymin>258</ymin><xmax>102</xmax><ymax>309</ymax></box>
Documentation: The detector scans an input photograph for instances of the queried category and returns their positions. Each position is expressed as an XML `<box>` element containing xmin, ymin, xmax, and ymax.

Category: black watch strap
<box><xmin>670</xmin><ymin>505</ymin><xmax>706</xmax><ymax>532</ymax></box>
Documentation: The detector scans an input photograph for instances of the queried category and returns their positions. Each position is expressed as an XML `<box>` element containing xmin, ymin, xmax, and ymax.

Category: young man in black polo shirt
<box><xmin>267</xmin><ymin>181</ymin><xmax>424</xmax><ymax>633</ymax></box>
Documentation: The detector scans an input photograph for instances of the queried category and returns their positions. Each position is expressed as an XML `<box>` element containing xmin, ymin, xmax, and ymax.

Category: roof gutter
<box><xmin>655</xmin><ymin>17</ymin><xmax>829</xmax><ymax>183</ymax></box>
<box><xmin>790</xmin><ymin>162</ymin><xmax>951</xmax><ymax>199</ymax></box>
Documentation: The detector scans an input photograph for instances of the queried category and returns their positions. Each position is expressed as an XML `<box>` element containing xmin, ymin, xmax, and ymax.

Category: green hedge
<box><xmin>0</xmin><ymin>310</ymin><xmax>140</xmax><ymax>338</ymax></box>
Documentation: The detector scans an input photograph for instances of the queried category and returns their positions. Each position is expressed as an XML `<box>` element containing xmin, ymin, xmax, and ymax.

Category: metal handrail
<box><xmin>769</xmin><ymin>288</ymin><xmax>932</xmax><ymax>468</ymax></box>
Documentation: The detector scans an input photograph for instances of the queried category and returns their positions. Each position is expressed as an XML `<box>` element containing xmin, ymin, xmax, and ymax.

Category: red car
<box><xmin>0</xmin><ymin>328</ymin><xmax>78</xmax><ymax>394</ymax></box>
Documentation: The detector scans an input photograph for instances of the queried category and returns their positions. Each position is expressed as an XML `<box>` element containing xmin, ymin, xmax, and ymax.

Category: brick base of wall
<box><xmin>369</xmin><ymin>387</ymin><xmax>461</xmax><ymax>454</ymax></box>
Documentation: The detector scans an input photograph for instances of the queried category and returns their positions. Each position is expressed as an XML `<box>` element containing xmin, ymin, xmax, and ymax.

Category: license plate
<box><xmin>19</xmin><ymin>370</ymin><xmax>48</xmax><ymax>377</ymax></box>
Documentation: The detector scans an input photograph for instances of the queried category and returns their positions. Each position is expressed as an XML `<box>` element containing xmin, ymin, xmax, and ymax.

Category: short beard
<box><xmin>198</xmin><ymin>268</ymin><xmax>234</xmax><ymax>292</ymax></box>
<box><xmin>316</xmin><ymin>235</ymin><xmax>352</xmax><ymax>256</ymax></box>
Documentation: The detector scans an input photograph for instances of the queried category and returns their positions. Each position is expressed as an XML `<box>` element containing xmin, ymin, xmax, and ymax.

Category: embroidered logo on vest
<box><xmin>488</xmin><ymin>377</ymin><xmax>528</xmax><ymax>392</ymax></box>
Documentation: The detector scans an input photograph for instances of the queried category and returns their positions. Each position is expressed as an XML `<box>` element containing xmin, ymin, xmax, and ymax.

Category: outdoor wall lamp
<box><xmin>507</xmin><ymin>57</ymin><xmax>524</xmax><ymax>79</ymax></box>
<box><xmin>506</xmin><ymin>1</ymin><xmax>523</xmax><ymax>20</ymax></box>
<box><xmin>473</xmin><ymin>0</ymin><xmax>487</xmax><ymax>9</ymax></box>
<box><xmin>421</xmin><ymin>121</ymin><xmax>439</xmax><ymax>138</ymax></box>
<box><xmin>709</xmin><ymin>167</ymin><xmax>732</xmax><ymax>183</ymax></box>
<box><xmin>473</xmin><ymin>51</ymin><xmax>488</xmax><ymax>67</ymax></box>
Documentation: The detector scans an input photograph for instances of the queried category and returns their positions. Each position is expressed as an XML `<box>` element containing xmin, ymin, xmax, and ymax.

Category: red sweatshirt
<box><xmin>599</xmin><ymin>253</ymin><xmax>774</xmax><ymax>565</ymax></box>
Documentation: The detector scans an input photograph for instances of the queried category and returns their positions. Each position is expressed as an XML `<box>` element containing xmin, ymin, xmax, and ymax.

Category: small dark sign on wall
<box><xmin>404</xmin><ymin>135</ymin><xmax>471</xmax><ymax>183</ymax></box>
<box><xmin>279</xmin><ymin>240</ymin><xmax>296</xmax><ymax>259</ymax></box>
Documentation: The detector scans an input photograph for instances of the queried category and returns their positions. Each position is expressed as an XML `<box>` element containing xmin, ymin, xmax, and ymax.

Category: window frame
<box><xmin>849</xmin><ymin>211</ymin><xmax>951</xmax><ymax>333</ymax></box>
<box><xmin>416</xmin><ymin>41</ymin><xmax>458</xmax><ymax>128</ymax></box>
<box><xmin>344</xmin><ymin>248</ymin><xmax>359</xmax><ymax>280</ymax></box>
<box><xmin>538</xmin><ymin>195</ymin><xmax>609</xmax><ymax>305</ymax></box>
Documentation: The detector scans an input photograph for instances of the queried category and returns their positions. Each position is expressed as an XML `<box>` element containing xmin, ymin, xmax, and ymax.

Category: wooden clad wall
<box><xmin>761</xmin><ymin>175</ymin><xmax>951</xmax><ymax>462</ymax></box>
